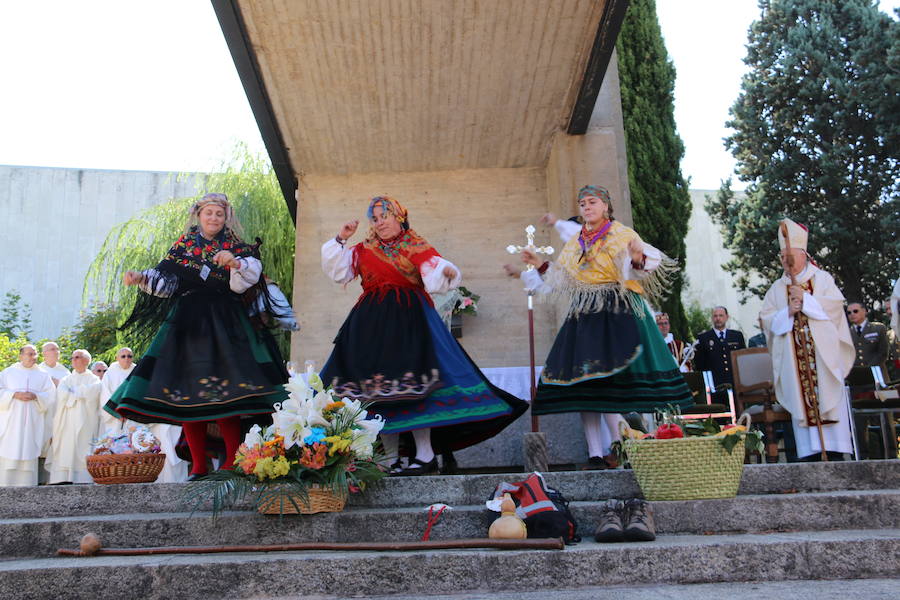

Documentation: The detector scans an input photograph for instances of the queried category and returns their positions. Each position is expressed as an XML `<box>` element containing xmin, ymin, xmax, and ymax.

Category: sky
<box><xmin>1</xmin><ymin>1</ymin><xmax>898</xmax><ymax>190</ymax></box>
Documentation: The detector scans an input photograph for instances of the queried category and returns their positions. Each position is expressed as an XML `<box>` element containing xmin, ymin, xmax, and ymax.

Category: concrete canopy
<box><xmin>215</xmin><ymin>0</ymin><xmax>628</xmax><ymax>217</ymax></box>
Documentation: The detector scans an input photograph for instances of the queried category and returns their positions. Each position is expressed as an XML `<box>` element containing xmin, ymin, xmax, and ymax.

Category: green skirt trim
<box><xmin>534</xmin><ymin>296</ymin><xmax>692</xmax><ymax>415</ymax></box>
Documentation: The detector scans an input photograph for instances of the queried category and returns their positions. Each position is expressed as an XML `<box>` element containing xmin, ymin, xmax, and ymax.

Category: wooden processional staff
<box><xmin>506</xmin><ymin>225</ymin><xmax>554</xmax><ymax>433</ymax></box>
<box><xmin>781</xmin><ymin>222</ymin><xmax>828</xmax><ymax>462</ymax></box>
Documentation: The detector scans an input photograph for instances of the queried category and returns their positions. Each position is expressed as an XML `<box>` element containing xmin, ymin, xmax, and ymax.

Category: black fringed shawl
<box><xmin>120</xmin><ymin>226</ymin><xmax>275</xmax><ymax>347</ymax></box>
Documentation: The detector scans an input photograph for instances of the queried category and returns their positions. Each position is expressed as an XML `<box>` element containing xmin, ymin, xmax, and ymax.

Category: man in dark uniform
<box><xmin>693</xmin><ymin>306</ymin><xmax>746</xmax><ymax>399</ymax></box>
<box><xmin>846</xmin><ymin>302</ymin><xmax>889</xmax><ymax>367</ymax></box>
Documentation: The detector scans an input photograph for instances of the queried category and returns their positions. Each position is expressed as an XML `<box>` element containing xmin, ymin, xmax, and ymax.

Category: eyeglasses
<box><xmin>119</xmin><ymin>354</ymin><xmax>133</xmax><ymax>358</ymax></box>
<box><xmin>846</xmin><ymin>309</ymin><xmax>860</xmax><ymax>314</ymax></box>
<box><xmin>95</xmin><ymin>368</ymin><xmax>108</xmax><ymax>372</ymax></box>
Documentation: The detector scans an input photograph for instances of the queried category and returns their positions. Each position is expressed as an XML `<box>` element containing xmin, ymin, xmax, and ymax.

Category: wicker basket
<box><xmin>622</xmin><ymin>416</ymin><xmax>749</xmax><ymax>501</ymax></box>
<box><xmin>86</xmin><ymin>453</ymin><xmax>166</xmax><ymax>485</ymax></box>
<box><xmin>258</xmin><ymin>485</ymin><xmax>347</xmax><ymax>515</ymax></box>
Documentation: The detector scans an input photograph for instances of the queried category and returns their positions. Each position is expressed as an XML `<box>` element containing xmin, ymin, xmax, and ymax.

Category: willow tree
<box><xmin>616</xmin><ymin>0</ymin><xmax>693</xmax><ymax>339</ymax></box>
<box><xmin>83</xmin><ymin>146</ymin><xmax>295</xmax><ymax>355</ymax></box>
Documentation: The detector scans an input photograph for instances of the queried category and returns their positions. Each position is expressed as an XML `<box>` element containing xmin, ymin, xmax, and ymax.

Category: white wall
<box><xmin>683</xmin><ymin>189</ymin><xmax>764</xmax><ymax>338</ymax></box>
<box><xmin>0</xmin><ymin>165</ymin><xmax>204</xmax><ymax>339</ymax></box>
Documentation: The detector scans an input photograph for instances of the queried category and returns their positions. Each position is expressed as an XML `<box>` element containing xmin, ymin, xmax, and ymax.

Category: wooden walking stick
<box><xmin>781</xmin><ymin>221</ymin><xmax>828</xmax><ymax>461</ymax></box>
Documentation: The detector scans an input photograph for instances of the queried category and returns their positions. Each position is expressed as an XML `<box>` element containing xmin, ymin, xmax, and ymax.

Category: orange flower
<box><xmin>299</xmin><ymin>443</ymin><xmax>328</xmax><ymax>469</ymax></box>
<box><xmin>324</xmin><ymin>401</ymin><xmax>345</xmax><ymax>412</ymax></box>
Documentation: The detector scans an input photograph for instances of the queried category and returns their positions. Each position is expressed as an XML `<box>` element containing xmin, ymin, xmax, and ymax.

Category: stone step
<box><xmin>0</xmin><ymin>529</ymin><xmax>897</xmax><ymax>599</ymax></box>
<box><xmin>357</xmin><ymin>579</ymin><xmax>900</xmax><ymax>600</ymax></box>
<box><xmin>3</xmin><ymin>489</ymin><xmax>897</xmax><ymax>559</ymax></box>
<box><xmin>1</xmin><ymin>460</ymin><xmax>897</xmax><ymax>520</ymax></box>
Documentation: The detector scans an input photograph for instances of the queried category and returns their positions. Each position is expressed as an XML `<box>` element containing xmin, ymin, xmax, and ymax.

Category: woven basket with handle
<box><xmin>86</xmin><ymin>453</ymin><xmax>166</xmax><ymax>485</ymax></box>
<box><xmin>622</xmin><ymin>414</ymin><xmax>749</xmax><ymax>501</ymax></box>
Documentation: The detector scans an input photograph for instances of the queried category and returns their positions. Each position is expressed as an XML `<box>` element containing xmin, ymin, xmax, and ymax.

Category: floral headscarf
<box><xmin>364</xmin><ymin>196</ymin><xmax>410</xmax><ymax>243</ymax></box>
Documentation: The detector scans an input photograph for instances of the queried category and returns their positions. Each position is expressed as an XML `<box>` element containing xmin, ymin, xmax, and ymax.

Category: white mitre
<box><xmin>778</xmin><ymin>218</ymin><xmax>808</xmax><ymax>252</ymax></box>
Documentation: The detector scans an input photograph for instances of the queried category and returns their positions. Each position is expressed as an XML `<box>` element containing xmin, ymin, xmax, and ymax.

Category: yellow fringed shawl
<box><xmin>542</xmin><ymin>221</ymin><xmax>677</xmax><ymax>317</ymax></box>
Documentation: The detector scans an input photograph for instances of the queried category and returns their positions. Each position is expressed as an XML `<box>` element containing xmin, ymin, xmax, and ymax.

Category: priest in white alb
<box><xmin>0</xmin><ymin>345</ymin><xmax>56</xmax><ymax>486</ymax></box>
<box><xmin>98</xmin><ymin>347</ymin><xmax>138</xmax><ymax>437</ymax></box>
<box><xmin>38</xmin><ymin>342</ymin><xmax>70</xmax><ymax>385</ymax></box>
<box><xmin>46</xmin><ymin>349</ymin><xmax>101</xmax><ymax>484</ymax></box>
<box><xmin>760</xmin><ymin>219</ymin><xmax>855</xmax><ymax>460</ymax></box>
<box><xmin>37</xmin><ymin>341</ymin><xmax>66</xmax><ymax>465</ymax></box>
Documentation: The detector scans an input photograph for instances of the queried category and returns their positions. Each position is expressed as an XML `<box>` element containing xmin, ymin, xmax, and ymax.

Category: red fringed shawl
<box><xmin>351</xmin><ymin>229</ymin><xmax>440</xmax><ymax>306</ymax></box>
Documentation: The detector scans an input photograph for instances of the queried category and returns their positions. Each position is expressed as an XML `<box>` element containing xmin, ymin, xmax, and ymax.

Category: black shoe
<box><xmin>581</xmin><ymin>456</ymin><xmax>608</xmax><ymax>471</ymax></box>
<box><xmin>440</xmin><ymin>451</ymin><xmax>458</xmax><ymax>475</ymax></box>
<box><xmin>594</xmin><ymin>499</ymin><xmax>625</xmax><ymax>543</ymax></box>
<box><xmin>623</xmin><ymin>498</ymin><xmax>656</xmax><ymax>542</ymax></box>
<box><xmin>387</xmin><ymin>459</ymin><xmax>406</xmax><ymax>476</ymax></box>
<box><xmin>400</xmin><ymin>457</ymin><xmax>438</xmax><ymax>476</ymax></box>
<box><xmin>187</xmin><ymin>473</ymin><xmax>208</xmax><ymax>482</ymax></box>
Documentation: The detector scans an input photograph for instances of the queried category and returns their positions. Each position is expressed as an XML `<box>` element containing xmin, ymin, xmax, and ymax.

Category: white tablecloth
<box><xmin>481</xmin><ymin>366</ymin><xmax>543</xmax><ymax>403</ymax></box>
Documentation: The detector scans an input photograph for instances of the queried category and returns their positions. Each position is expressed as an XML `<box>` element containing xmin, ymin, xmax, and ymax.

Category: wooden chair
<box><xmin>847</xmin><ymin>365</ymin><xmax>900</xmax><ymax>460</ymax></box>
<box><xmin>680</xmin><ymin>371</ymin><xmax>736</xmax><ymax>422</ymax></box>
<box><xmin>730</xmin><ymin>347</ymin><xmax>792</xmax><ymax>463</ymax></box>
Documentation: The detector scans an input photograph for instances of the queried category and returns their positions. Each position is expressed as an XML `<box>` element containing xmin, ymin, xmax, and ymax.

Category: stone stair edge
<box><xmin>2</xmin><ymin>490</ymin><xmax>897</xmax><ymax>561</ymax></box>
<box><xmin>2</xmin><ymin>487</ymin><xmax>898</xmax><ymax>524</ymax></box>
<box><xmin>0</xmin><ymin>460</ymin><xmax>896</xmax><ymax>519</ymax></box>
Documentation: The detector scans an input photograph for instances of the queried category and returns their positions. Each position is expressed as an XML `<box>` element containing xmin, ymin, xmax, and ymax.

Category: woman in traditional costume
<box><xmin>105</xmin><ymin>193</ymin><xmax>288</xmax><ymax>480</ymax></box>
<box><xmin>321</xmin><ymin>196</ymin><xmax>527</xmax><ymax>475</ymax></box>
<box><xmin>508</xmin><ymin>185</ymin><xmax>692</xmax><ymax>468</ymax></box>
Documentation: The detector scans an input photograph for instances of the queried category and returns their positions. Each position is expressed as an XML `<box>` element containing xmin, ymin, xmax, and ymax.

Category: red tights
<box><xmin>182</xmin><ymin>416</ymin><xmax>242</xmax><ymax>475</ymax></box>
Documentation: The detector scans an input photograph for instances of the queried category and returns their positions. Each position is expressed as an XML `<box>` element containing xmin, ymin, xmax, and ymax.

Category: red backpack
<box><xmin>490</xmin><ymin>472</ymin><xmax>580</xmax><ymax>544</ymax></box>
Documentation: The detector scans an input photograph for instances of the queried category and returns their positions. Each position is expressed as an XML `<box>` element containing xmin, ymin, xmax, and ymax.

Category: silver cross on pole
<box><xmin>504</xmin><ymin>225</ymin><xmax>554</xmax><ymax>454</ymax></box>
<box><xmin>506</xmin><ymin>225</ymin><xmax>554</xmax><ymax>271</ymax></box>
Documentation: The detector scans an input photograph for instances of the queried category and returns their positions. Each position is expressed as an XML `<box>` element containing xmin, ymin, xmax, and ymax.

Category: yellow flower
<box><xmin>252</xmin><ymin>455</ymin><xmax>292</xmax><ymax>480</ymax></box>
<box><xmin>324</xmin><ymin>400</ymin><xmax>345</xmax><ymax>412</ymax></box>
<box><xmin>323</xmin><ymin>435</ymin><xmax>353</xmax><ymax>456</ymax></box>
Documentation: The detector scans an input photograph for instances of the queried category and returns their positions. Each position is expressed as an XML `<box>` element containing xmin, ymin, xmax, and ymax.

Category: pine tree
<box><xmin>707</xmin><ymin>0</ymin><xmax>899</xmax><ymax>307</ymax></box>
<box><xmin>616</xmin><ymin>0</ymin><xmax>693</xmax><ymax>339</ymax></box>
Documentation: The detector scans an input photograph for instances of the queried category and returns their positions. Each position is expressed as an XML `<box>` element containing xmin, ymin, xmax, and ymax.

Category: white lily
<box><xmin>242</xmin><ymin>424</ymin><xmax>264</xmax><ymax>447</ymax></box>
<box><xmin>284</xmin><ymin>378</ymin><xmax>314</xmax><ymax>403</ymax></box>
<box><xmin>271</xmin><ymin>409</ymin><xmax>311</xmax><ymax>449</ymax></box>
<box><xmin>307</xmin><ymin>371</ymin><xmax>325</xmax><ymax>393</ymax></box>
<box><xmin>349</xmin><ymin>414</ymin><xmax>384</xmax><ymax>458</ymax></box>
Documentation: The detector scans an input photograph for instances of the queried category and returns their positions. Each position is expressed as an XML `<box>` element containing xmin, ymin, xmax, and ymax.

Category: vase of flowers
<box><xmin>186</xmin><ymin>372</ymin><xmax>386</xmax><ymax>515</ymax></box>
<box><xmin>452</xmin><ymin>286</ymin><xmax>480</xmax><ymax>317</ymax></box>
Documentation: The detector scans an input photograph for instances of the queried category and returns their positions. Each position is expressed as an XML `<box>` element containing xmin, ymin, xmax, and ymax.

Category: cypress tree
<box><xmin>616</xmin><ymin>0</ymin><xmax>693</xmax><ymax>339</ymax></box>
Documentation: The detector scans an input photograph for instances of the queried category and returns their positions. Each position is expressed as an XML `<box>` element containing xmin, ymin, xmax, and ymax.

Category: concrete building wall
<box><xmin>0</xmin><ymin>165</ymin><xmax>203</xmax><ymax>340</ymax></box>
<box><xmin>683</xmin><ymin>189</ymin><xmax>764</xmax><ymax>338</ymax></box>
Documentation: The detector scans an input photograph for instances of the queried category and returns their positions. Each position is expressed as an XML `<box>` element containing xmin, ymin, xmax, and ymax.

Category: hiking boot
<box><xmin>623</xmin><ymin>498</ymin><xmax>656</xmax><ymax>542</ymax></box>
<box><xmin>594</xmin><ymin>499</ymin><xmax>625</xmax><ymax>543</ymax></box>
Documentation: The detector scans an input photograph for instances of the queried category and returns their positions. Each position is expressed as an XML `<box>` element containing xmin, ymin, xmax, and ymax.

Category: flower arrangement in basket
<box><xmin>185</xmin><ymin>372</ymin><xmax>387</xmax><ymax>516</ymax></box>
<box><xmin>87</xmin><ymin>424</ymin><xmax>166</xmax><ymax>484</ymax></box>
<box><xmin>616</xmin><ymin>408</ymin><xmax>764</xmax><ymax>501</ymax></box>
<box><xmin>452</xmin><ymin>286</ymin><xmax>480</xmax><ymax>316</ymax></box>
